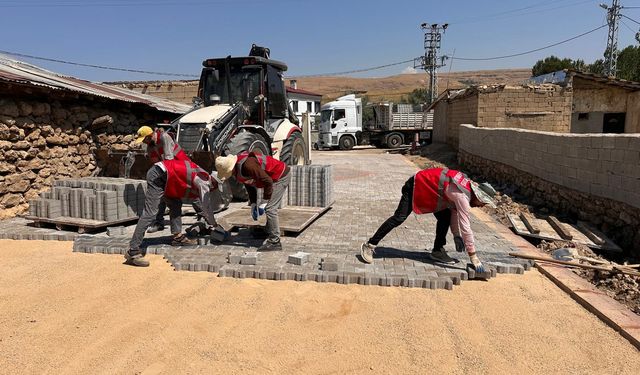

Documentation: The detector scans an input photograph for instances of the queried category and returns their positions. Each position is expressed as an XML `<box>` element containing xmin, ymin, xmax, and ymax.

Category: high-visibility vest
<box><xmin>163</xmin><ymin>159</ymin><xmax>209</xmax><ymax>199</ymax></box>
<box><xmin>148</xmin><ymin>129</ymin><xmax>187</xmax><ymax>162</ymax></box>
<box><xmin>234</xmin><ymin>152</ymin><xmax>286</xmax><ymax>187</ymax></box>
<box><xmin>412</xmin><ymin>168</ymin><xmax>472</xmax><ymax>214</ymax></box>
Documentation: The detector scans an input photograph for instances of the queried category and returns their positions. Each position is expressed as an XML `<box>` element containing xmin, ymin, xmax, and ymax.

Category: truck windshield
<box><xmin>320</xmin><ymin>109</ymin><xmax>332</xmax><ymax>123</ymax></box>
<box><xmin>202</xmin><ymin>65</ymin><xmax>261</xmax><ymax>112</ymax></box>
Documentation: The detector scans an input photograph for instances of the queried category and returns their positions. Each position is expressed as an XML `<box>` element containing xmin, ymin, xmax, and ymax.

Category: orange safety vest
<box><xmin>163</xmin><ymin>159</ymin><xmax>209</xmax><ymax>200</ymax></box>
<box><xmin>234</xmin><ymin>151</ymin><xmax>286</xmax><ymax>187</ymax></box>
<box><xmin>412</xmin><ymin>168</ymin><xmax>472</xmax><ymax>214</ymax></box>
<box><xmin>148</xmin><ymin>129</ymin><xmax>187</xmax><ymax>162</ymax></box>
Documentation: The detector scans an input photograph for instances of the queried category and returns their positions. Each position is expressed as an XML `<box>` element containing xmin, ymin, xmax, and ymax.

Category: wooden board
<box><xmin>25</xmin><ymin>215</ymin><xmax>138</xmax><ymax>234</ymax></box>
<box><xmin>221</xmin><ymin>205</ymin><xmax>331</xmax><ymax>234</ymax></box>
<box><xmin>507</xmin><ymin>214</ymin><xmax>621</xmax><ymax>252</ymax></box>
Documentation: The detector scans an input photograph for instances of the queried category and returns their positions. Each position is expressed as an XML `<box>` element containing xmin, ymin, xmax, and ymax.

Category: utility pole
<box><xmin>601</xmin><ymin>0</ymin><xmax>622</xmax><ymax>77</ymax></box>
<box><xmin>414</xmin><ymin>23</ymin><xmax>448</xmax><ymax>105</ymax></box>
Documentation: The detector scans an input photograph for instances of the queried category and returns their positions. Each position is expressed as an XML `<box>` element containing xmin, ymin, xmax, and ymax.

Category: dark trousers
<box><xmin>368</xmin><ymin>176</ymin><xmax>451</xmax><ymax>249</ymax></box>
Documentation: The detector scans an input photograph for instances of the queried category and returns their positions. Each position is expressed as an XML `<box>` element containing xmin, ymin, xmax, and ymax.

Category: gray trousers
<box><xmin>129</xmin><ymin>165</ymin><xmax>182</xmax><ymax>254</ymax></box>
<box><xmin>154</xmin><ymin>199</ymin><xmax>204</xmax><ymax>225</ymax></box>
<box><xmin>265</xmin><ymin>172</ymin><xmax>291</xmax><ymax>243</ymax></box>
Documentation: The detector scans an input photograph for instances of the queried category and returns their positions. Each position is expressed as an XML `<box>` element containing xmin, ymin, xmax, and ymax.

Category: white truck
<box><xmin>317</xmin><ymin>95</ymin><xmax>433</xmax><ymax>150</ymax></box>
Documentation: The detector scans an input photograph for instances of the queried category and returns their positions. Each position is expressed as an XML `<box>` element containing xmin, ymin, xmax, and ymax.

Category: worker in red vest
<box><xmin>215</xmin><ymin>151</ymin><xmax>291</xmax><ymax>252</ymax></box>
<box><xmin>125</xmin><ymin>159</ymin><xmax>228</xmax><ymax>267</ymax></box>
<box><xmin>135</xmin><ymin>125</ymin><xmax>190</xmax><ymax>233</ymax></box>
<box><xmin>360</xmin><ymin>168</ymin><xmax>495</xmax><ymax>273</ymax></box>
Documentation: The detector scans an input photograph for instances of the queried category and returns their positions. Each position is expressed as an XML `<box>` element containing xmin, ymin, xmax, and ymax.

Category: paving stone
<box><xmin>288</xmin><ymin>251</ymin><xmax>310</xmax><ymax>265</ymax></box>
<box><xmin>240</xmin><ymin>252</ymin><xmax>259</xmax><ymax>265</ymax></box>
<box><xmin>466</xmin><ymin>264</ymin><xmax>492</xmax><ymax>280</ymax></box>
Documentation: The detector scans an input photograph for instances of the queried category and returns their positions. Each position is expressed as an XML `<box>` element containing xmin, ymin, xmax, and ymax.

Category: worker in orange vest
<box><xmin>125</xmin><ymin>159</ymin><xmax>228</xmax><ymax>267</ymax></box>
<box><xmin>135</xmin><ymin>125</ymin><xmax>193</xmax><ymax>233</ymax></box>
<box><xmin>360</xmin><ymin>168</ymin><xmax>495</xmax><ymax>273</ymax></box>
<box><xmin>215</xmin><ymin>151</ymin><xmax>291</xmax><ymax>252</ymax></box>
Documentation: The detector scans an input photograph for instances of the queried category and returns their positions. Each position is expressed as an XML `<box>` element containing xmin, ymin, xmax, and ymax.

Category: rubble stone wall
<box><xmin>458</xmin><ymin>124</ymin><xmax>640</xmax><ymax>252</ymax></box>
<box><xmin>0</xmin><ymin>90</ymin><xmax>173</xmax><ymax>219</ymax></box>
<box><xmin>106</xmin><ymin>81</ymin><xmax>198</xmax><ymax>105</ymax></box>
<box><xmin>477</xmin><ymin>86</ymin><xmax>572</xmax><ymax>132</ymax></box>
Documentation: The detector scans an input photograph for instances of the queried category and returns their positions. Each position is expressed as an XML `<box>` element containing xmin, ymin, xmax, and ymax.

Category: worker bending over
<box><xmin>135</xmin><ymin>125</ymin><xmax>197</xmax><ymax>233</ymax></box>
<box><xmin>360</xmin><ymin>168</ymin><xmax>495</xmax><ymax>272</ymax></box>
<box><xmin>215</xmin><ymin>151</ymin><xmax>291</xmax><ymax>252</ymax></box>
<box><xmin>125</xmin><ymin>158</ymin><xmax>227</xmax><ymax>267</ymax></box>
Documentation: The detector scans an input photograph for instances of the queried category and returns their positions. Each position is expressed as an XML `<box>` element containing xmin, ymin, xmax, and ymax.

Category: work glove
<box><xmin>454</xmin><ymin>236</ymin><xmax>465</xmax><ymax>253</ymax></box>
<box><xmin>469</xmin><ymin>253</ymin><xmax>485</xmax><ymax>273</ymax></box>
<box><xmin>250</xmin><ymin>203</ymin><xmax>267</xmax><ymax>221</ymax></box>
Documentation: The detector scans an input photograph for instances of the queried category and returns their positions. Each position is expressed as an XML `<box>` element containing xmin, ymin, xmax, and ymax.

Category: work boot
<box><xmin>429</xmin><ymin>247</ymin><xmax>457</xmax><ymax>264</ymax></box>
<box><xmin>257</xmin><ymin>240</ymin><xmax>282</xmax><ymax>252</ymax></box>
<box><xmin>360</xmin><ymin>242</ymin><xmax>376</xmax><ymax>264</ymax></box>
<box><xmin>171</xmin><ymin>233</ymin><xmax>197</xmax><ymax>246</ymax></box>
<box><xmin>147</xmin><ymin>222</ymin><xmax>165</xmax><ymax>233</ymax></box>
<box><xmin>124</xmin><ymin>250</ymin><xmax>150</xmax><ymax>267</ymax></box>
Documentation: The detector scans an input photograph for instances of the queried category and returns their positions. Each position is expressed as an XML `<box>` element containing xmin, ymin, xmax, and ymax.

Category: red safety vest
<box><xmin>412</xmin><ymin>168</ymin><xmax>472</xmax><ymax>214</ymax></box>
<box><xmin>148</xmin><ymin>129</ymin><xmax>187</xmax><ymax>162</ymax></box>
<box><xmin>234</xmin><ymin>151</ymin><xmax>286</xmax><ymax>187</ymax></box>
<box><xmin>163</xmin><ymin>159</ymin><xmax>209</xmax><ymax>200</ymax></box>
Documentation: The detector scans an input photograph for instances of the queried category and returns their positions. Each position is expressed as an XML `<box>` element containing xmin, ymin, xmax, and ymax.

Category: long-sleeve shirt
<box><xmin>192</xmin><ymin>174</ymin><xmax>228</xmax><ymax>227</ymax></box>
<box><xmin>147</xmin><ymin>131</ymin><xmax>177</xmax><ymax>162</ymax></box>
<box><xmin>241</xmin><ymin>157</ymin><xmax>289</xmax><ymax>203</ymax></box>
<box><xmin>444</xmin><ymin>183</ymin><xmax>475</xmax><ymax>253</ymax></box>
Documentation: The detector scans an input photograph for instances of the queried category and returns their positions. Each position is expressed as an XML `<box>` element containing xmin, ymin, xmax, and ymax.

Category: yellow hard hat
<box><xmin>135</xmin><ymin>126</ymin><xmax>154</xmax><ymax>143</ymax></box>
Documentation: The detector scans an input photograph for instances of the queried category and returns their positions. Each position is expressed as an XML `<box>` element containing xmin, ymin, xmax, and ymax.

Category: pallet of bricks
<box><xmin>286</xmin><ymin>165</ymin><xmax>333</xmax><ymax>207</ymax></box>
<box><xmin>27</xmin><ymin>177</ymin><xmax>146</xmax><ymax>231</ymax></box>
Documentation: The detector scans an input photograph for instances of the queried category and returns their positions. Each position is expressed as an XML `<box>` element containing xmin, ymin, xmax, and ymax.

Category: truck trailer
<box><xmin>317</xmin><ymin>95</ymin><xmax>432</xmax><ymax>150</ymax></box>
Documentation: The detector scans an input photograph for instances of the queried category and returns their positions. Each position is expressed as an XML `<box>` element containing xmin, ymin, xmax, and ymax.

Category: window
<box><xmin>266</xmin><ymin>65</ymin><xmax>286</xmax><ymax>118</ymax></box>
<box><xmin>578</xmin><ymin>113</ymin><xmax>589</xmax><ymax>120</ymax></box>
<box><xmin>307</xmin><ymin>102</ymin><xmax>312</xmax><ymax>113</ymax></box>
<box><xmin>334</xmin><ymin>109</ymin><xmax>346</xmax><ymax>120</ymax></box>
<box><xmin>315</xmin><ymin>101</ymin><xmax>321</xmax><ymax>113</ymax></box>
<box><xmin>291</xmin><ymin>100</ymin><xmax>298</xmax><ymax>112</ymax></box>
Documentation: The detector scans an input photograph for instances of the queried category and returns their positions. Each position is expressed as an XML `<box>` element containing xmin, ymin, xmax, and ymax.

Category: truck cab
<box><xmin>318</xmin><ymin>95</ymin><xmax>362</xmax><ymax>150</ymax></box>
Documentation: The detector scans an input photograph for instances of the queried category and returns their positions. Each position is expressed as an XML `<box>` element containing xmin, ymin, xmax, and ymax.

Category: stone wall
<box><xmin>458</xmin><ymin>124</ymin><xmax>640</xmax><ymax>252</ymax></box>
<box><xmin>106</xmin><ymin>81</ymin><xmax>198</xmax><ymax>105</ymax></box>
<box><xmin>0</xmin><ymin>87</ymin><xmax>176</xmax><ymax>219</ymax></box>
<box><xmin>445</xmin><ymin>94</ymin><xmax>478</xmax><ymax>148</ymax></box>
<box><xmin>477</xmin><ymin>85</ymin><xmax>571</xmax><ymax>132</ymax></box>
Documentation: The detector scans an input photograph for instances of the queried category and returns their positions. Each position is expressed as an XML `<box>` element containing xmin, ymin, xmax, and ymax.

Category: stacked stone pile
<box><xmin>28</xmin><ymin>177</ymin><xmax>146</xmax><ymax>222</ymax></box>
<box><xmin>287</xmin><ymin>165</ymin><xmax>333</xmax><ymax>207</ymax></box>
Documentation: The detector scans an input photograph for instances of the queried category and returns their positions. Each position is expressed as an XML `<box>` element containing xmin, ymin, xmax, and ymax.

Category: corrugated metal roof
<box><xmin>0</xmin><ymin>55</ymin><xmax>192</xmax><ymax>114</ymax></box>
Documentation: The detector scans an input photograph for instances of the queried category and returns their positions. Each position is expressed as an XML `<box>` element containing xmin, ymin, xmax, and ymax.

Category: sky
<box><xmin>1</xmin><ymin>0</ymin><xmax>640</xmax><ymax>82</ymax></box>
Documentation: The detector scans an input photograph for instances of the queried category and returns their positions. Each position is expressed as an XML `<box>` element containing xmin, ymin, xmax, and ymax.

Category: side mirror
<box><xmin>331</xmin><ymin>123</ymin><xmax>337</xmax><ymax>129</ymax></box>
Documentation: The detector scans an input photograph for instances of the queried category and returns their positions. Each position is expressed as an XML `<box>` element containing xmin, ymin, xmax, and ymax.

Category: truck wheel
<box><xmin>280</xmin><ymin>131</ymin><xmax>306</xmax><ymax>166</ymax></box>
<box><xmin>339</xmin><ymin>136</ymin><xmax>355</xmax><ymax>150</ymax></box>
<box><xmin>386</xmin><ymin>133</ymin><xmax>404</xmax><ymax>149</ymax></box>
<box><xmin>224</xmin><ymin>130</ymin><xmax>270</xmax><ymax>201</ymax></box>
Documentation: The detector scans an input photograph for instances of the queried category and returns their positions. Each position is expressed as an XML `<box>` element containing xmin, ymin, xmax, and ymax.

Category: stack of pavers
<box><xmin>286</xmin><ymin>165</ymin><xmax>333</xmax><ymax>207</ymax></box>
<box><xmin>27</xmin><ymin>177</ymin><xmax>146</xmax><ymax>222</ymax></box>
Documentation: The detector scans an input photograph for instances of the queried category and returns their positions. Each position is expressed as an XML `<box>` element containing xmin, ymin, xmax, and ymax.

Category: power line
<box><xmin>621</xmin><ymin>13</ymin><xmax>640</xmax><ymax>26</ymax></box>
<box><xmin>0</xmin><ymin>49</ymin><xmax>199</xmax><ymax>78</ymax></box>
<box><xmin>290</xmin><ymin>59</ymin><xmax>416</xmax><ymax>78</ymax></box>
<box><xmin>450</xmin><ymin>24</ymin><xmax>607</xmax><ymax>61</ymax></box>
<box><xmin>449</xmin><ymin>0</ymin><xmax>597</xmax><ymax>25</ymax></box>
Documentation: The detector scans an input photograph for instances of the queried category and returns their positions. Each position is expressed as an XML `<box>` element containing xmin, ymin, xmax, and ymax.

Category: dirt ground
<box><xmin>1</xmin><ymin>240</ymin><xmax>639</xmax><ymax>374</ymax></box>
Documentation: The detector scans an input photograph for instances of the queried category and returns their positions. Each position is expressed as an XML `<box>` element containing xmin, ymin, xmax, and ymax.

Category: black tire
<box><xmin>280</xmin><ymin>131</ymin><xmax>306</xmax><ymax>166</ymax></box>
<box><xmin>224</xmin><ymin>130</ymin><xmax>270</xmax><ymax>201</ymax></box>
<box><xmin>386</xmin><ymin>133</ymin><xmax>404</xmax><ymax>149</ymax></box>
<box><xmin>339</xmin><ymin>135</ymin><xmax>355</xmax><ymax>150</ymax></box>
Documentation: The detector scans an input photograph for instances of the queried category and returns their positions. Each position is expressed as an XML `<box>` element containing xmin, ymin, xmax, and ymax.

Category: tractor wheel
<box><xmin>386</xmin><ymin>133</ymin><xmax>404</xmax><ymax>149</ymax></box>
<box><xmin>339</xmin><ymin>135</ymin><xmax>355</xmax><ymax>150</ymax></box>
<box><xmin>224</xmin><ymin>130</ymin><xmax>270</xmax><ymax>201</ymax></box>
<box><xmin>280</xmin><ymin>131</ymin><xmax>306</xmax><ymax>166</ymax></box>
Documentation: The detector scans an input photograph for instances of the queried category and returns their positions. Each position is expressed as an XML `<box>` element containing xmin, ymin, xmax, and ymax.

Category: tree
<box><xmin>531</xmin><ymin>56</ymin><xmax>578</xmax><ymax>76</ymax></box>
<box><xmin>616</xmin><ymin>45</ymin><xmax>640</xmax><ymax>81</ymax></box>
<box><xmin>588</xmin><ymin>59</ymin><xmax>605</xmax><ymax>75</ymax></box>
<box><xmin>401</xmin><ymin>88</ymin><xmax>431</xmax><ymax>105</ymax></box>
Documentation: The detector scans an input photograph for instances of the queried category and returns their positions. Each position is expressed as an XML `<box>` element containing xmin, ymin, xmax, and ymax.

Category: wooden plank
<box><xmin>547</xmin><ymin>216</ymin><xmax>573</xmax><ymax>240</ymax></box>
<box><xmin>577</xmin><ymin>221</ymin><xmax>605</xmax><ymax>245</ymax></box>
<box><xmin>519</xmin><ymin>213</ymin><xmax>540</xmax><ymax>234</ymax></box>
<box><xmin>25</xmin><ymin>215</ymin><xmax>138</xmax><ymax>230</ymax></box>
<box><xmin>222</xmin><ymin>206</ymin><xmax>331</xmax><ymax>233</ymax></box>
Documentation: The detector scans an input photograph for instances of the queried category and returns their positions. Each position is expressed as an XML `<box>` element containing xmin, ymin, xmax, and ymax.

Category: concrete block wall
<box><xmin>27</xmin><ymin>177</ymin><xmax>147</xmax><ymax>222</ymax></box>
<box><xmin>446</xmin><ymin>94</ymin><xmax>478</xmax><ymax>148</ymax></box>
<box><xmin>458</xmin><ymin>124</ymin><xmax>640</xmax><ymax>252</ymax></box>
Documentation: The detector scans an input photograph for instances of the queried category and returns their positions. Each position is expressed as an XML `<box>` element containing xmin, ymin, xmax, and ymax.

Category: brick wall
<box><xmin>458</xmin><ymin>124</ymin><xmax>640</xmax><ymax>252</ymax></box>
<box><xmin>446</xmin><ymin>94</ymin><xmax>477</xmax><ymax>147</ymax></box>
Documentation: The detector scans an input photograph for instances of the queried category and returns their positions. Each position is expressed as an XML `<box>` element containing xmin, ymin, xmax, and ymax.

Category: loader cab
<box><xmin>198</xmin><ymin>56</ymin><xmax>289</xmax><ymax>127</ymax></box>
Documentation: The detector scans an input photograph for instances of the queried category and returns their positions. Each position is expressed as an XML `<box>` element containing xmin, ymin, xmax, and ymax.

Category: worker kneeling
<box><xmin>125</xmin><ymin>159</ymin><xmax>228</xmax><ymax>267</ymax></box>
<box><xmin>215</xmin><ymin>151</ymin><xmax>291</xmax><ymax>252</ymax></box>
<box><xmin>360</xmin><ymin>168</ymin><xmax>495</xmax><ymax>273</ymax></box>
